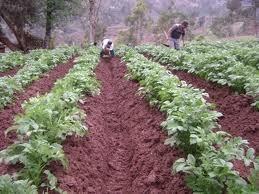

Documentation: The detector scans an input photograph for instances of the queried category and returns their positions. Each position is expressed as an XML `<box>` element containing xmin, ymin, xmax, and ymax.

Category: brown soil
<box><xmin>51</xmin><ymin>58</ymin><xmax>190</xmax><ymax>194</ymax></box>
<box><xmin>0</xmin><ymin>67</ymin><xmax>20</xmax><ymax>77</ymax></box>
<box><xmin>169</xmin><ymin>69</ymin><xmax>259</xmax><ymax>154</ymax></box>
<box><xmin>0</xmin><ymin>58</ymin><xmax>75</xmax><ymax>151</ymax></box>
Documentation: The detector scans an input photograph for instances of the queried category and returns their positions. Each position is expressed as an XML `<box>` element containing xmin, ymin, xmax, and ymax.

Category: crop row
<box><xmin>136</xmin><ymin>44</ymin><xmax>259</xmax><ymax>109</ymax></box>
<box><xmin>184</xmin><ymin>41</ymin><xmax>259</xmax><ymax>70</ymax></box>
<box><xmin>0</xmin><ymin>49</ymin><xmax>62</xmax><ymax>73</ymax></box>
<box><xmin>0</xmin><ymin>52</ymin><xmax>25</xmax><ymax>72</ymax></box>
<box><xmin>0</xmin><ymin>46</ymin><xmax>78</xmax><ymax>109</ymax></box>
<box><xmin>117</xmin><ymin>46</ymin><xmax>259</xmax><ymax>194</ymax></box>
<box><xmin>0</xmin><ymin>47</ymin><xmax>100</xmax><ymax>193</ymax></box>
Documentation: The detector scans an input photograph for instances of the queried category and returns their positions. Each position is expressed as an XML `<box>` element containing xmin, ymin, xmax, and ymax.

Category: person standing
<box><xmin>167</xmin><ymin>21</ymin><xmax>189</xmax><ymax>50</ymax></box>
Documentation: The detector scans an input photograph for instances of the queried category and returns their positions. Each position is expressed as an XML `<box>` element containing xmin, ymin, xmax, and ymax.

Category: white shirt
<box><xmin>102</xmin><ymin>39</ymin><xmax>114</xmax><ymax>50</ymax></box>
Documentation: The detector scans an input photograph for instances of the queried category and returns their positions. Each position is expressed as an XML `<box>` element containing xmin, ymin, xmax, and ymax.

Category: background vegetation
<box><xmin>0</xmin><ymin>0</ymin><xmax>258</xmax><ymax>51</ymax></box>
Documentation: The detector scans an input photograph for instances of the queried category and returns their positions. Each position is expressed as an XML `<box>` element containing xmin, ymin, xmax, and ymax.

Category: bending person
<box><xmin>100</xmin><ymin>38</ymin><xmax>115</xmax><ymax>57</ymax></box>
<box><xmin>167</xmin><ymin>21</ymin><xmax>188</xmax><ymax>50</ymax></box>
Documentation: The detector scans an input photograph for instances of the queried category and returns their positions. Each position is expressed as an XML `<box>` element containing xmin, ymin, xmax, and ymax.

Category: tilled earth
<box><xmin>169</xmin><ymin>69</ymin><xmax>259</xmax><ymax>154</ymax></box>
<box><xmin>52</xmin><ymin>58</ymin><xmax>190</xmax><ymax>194</ymax></box>
<box><xmin>2</xmin><ymin>55</ymin><xmax>257</xmax><ymax>193</ymax></box>
<box><xmin>0</xmin><ymin>67</ymin><xmax>20</xmax><ymax>77</ymax></box>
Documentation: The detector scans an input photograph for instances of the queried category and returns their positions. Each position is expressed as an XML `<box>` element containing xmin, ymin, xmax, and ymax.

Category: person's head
<box><xmin>108</xmin><ymin>40</ymin><xmax>112</xmax><ymax>45</ymax></box>
<box><xmin>181</xmin><ymin>21</ymin><xmax>189</xmax><ymax>29</ymax></box>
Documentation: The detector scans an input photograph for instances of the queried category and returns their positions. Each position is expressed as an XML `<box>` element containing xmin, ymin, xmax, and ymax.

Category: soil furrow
<box><xmin>0</xmin><ymin>58</ymin><xmax>75</xmax><ymax>151</ymax></box>
<box><xmin>168</xmin><ymin>68</ymin><xmax>259</xmax><ymax>153</ymax></box>
<box><xmin>52</xmin><ymin>58</ymin><xmax>190</xmax><ymax>194</ymax></box>
<box><xmin>0</xmin><ymin>67</ymin><xmax>20</xmax><ymax>77</ymax></box>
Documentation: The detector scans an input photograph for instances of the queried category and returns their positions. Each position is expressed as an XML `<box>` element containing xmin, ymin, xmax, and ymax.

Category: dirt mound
<box><xmin>52</xmin><ymin>58</ymin><xmax>190</xmax><ymax>194</ymax></box>
<box><xmin>170</xmin><ymin>69</ymin><xmax>259</xmax><ymax>154</ymax></box>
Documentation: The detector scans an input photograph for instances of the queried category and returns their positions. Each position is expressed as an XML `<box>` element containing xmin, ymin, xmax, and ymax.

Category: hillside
<box><xmin>101</xmin><ymin>0</ymin><xmax>227</xmax><ymax>24</ymax></box>
<box><xmin>54</xmin><ymin>0</ymin><xmax>227</xmax><ymax>44</ymax></box>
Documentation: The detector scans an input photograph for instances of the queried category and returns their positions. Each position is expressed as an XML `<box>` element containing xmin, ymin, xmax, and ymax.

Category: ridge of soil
<box><xmin>169</xmin><ymin>68</ymin><xmax>259</xmax><ymax>154</ymax></box>
<box><xmin>51</xmin><ymin>58</ymin><xmax>190</xmax><ymax>194</ymax></box>
<box><xmin>0</xmin><ymin>67</ymin><xmax>20</xmax><ymax>77</ymax></box>
<box><xmin>0</xmin><ymin>58</ymin><xmax>75</xmax><ymax>151</ymax></box>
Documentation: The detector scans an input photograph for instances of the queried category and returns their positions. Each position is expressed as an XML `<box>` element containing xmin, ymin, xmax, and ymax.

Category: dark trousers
<box><xmin>100</xmin><ymin>49</ymin><xmax>115</xmax><ymax>57</ymax></box>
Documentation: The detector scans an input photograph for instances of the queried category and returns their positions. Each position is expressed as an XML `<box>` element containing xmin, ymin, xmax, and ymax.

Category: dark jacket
<box><xmin>170</xmin><ymin>24</ymin><xmax>185</xmax><ymax>39</ymax></box>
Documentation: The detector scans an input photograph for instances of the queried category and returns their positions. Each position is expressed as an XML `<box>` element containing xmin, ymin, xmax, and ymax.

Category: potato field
<box><xmin>0</xmin><ymin>40</ymin><xmax>259</xmax><ymax>194</ymax></box>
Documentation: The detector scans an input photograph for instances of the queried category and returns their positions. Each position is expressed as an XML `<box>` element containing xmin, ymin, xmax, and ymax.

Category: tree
<box><xmin>125</xmin><ymin>0</ymin><xmax>150</xmax><ymax>45</ymax></box>
<box><xmin>255</xmin><ymin>0</ymin><xmax>259</xmax><ymax>37</ymax></box>
<box><xmin>227</xmin><ymin>0</ymin><xmax>242</xmax><ymax>12</ymax></box>
<box><xmin>88</xmin><ymin>0</ymin><xmax>102</xmax><ymax>43</ymax></box>
<box><xmin>44</xmin><ymin>0</ymin><xmax>53</xmax><ymax>48</ymax></box>
<box><xmin>0</xmin><ymin>0</ymin><xmax>43</xmax><ymax>51</ymax></box>
<box><xmin>211</xmin><ymin>0</ymin><xmax>259</xmax><ymax>37</ymax></box>
<box><xmin>0</xmin><ymin>0</ymin><xmax>83</xmax><ymax>50</ymax></box>
<box><xmin>41</xmin><ymin>0</ymin><xmax>83</xmax><ymax>48</ymax></box>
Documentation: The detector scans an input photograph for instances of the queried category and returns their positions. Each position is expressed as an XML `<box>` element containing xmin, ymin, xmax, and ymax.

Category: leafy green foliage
<box><xmin>0</xmin><ymin>47</ymin><xmax>100</xmax><ymax>193</ymax></box>
<box><xmin>0</xmin><ymin>46</ymin><xmax>79</xmax><ymax>109</ymax></box>
<box><xmin>0</xmin><ymin>175</ymin><xmax>37</xmax><ymax>194</ymax></box>
<box><xmin>118</xmin><ymin>45</ymin><xmax>259</xmax><ymax>194</ymax></box>
<box><xmin>0</xmin><ymin>52</ymin><xmax>25</xmax><ymax>72</ymax></box>
<box><xmin>8</xmin><ymin>49</ymin><xmax>100</xmax><ymax>143</ymax></box>
<box><xmin>118</xmin><ymin>46</ymin><xmax>222</xmax><ymax>155</ymax></box>
<box><xmin>136</xmin><ymin>41</ymin><xmax>259</xmax><ymax>109</ymax></box>
<box><xmin>42</xmin><ymin>170</ymin><xmax>67</xmax><ymax>194</ymax></box>
<box><xmin>174</xmin><ymin>138</ymin><xmax>259</xmax><ymax>194</ymax></box>
<box><xmin>11</xmin><ymin>93</ymin><xmax>87</xmax><ymax>143</ymax></box>
<box><xmin>0</xmin><ymin>139</ymin><xmax>67</xmax><ymax>187</ymax></box>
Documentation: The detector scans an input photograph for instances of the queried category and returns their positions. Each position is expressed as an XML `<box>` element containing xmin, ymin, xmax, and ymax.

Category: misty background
<box><xmin>0</xmin><ymin>0</ymin><xmax>258</xmax><ymax>51</ymax></box>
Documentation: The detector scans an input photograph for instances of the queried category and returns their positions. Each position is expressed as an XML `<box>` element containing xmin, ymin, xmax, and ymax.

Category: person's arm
<box><xmin>102</xmin><ymin>39</ymin><xmax>107</xmax><ymax>49</ymax></box>
<box><xmin>182</xmin><ymin>30</ymin><xmax>186</xmax><ymax>47</ymax></box>
<box><xmin>163</xmin><ymin>30</ymin><xmax>168</xmax><ymax>40</ymax></box>
<box><xmin>167</xmin><ymin>27</ymin><xmax>173</xmax><ymax>40</ymax></box>
<box><xmin>110</xmin><ymin>43</ymin><xmax>114</xmax><ymax>50</ymax></box>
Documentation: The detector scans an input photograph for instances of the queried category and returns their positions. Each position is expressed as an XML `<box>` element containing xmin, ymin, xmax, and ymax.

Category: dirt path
<box><xmin>0</xmin><ymin>67</ymin><xmax>20</xmax><ymax>77</ymax></box>
<box><xmin>169</xmin><ymin>69</ymin><xmax>259</xmax><ymax>153</ymax></box>
<box><xmin>0</xmin><ymin>58</ymin><xmax>75</xmax><ymax>151</ymax></box>
<box><xmin>52</xmin><ymin>58</ymin><xmax>189</xmax><ymax>194</ymax></box>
